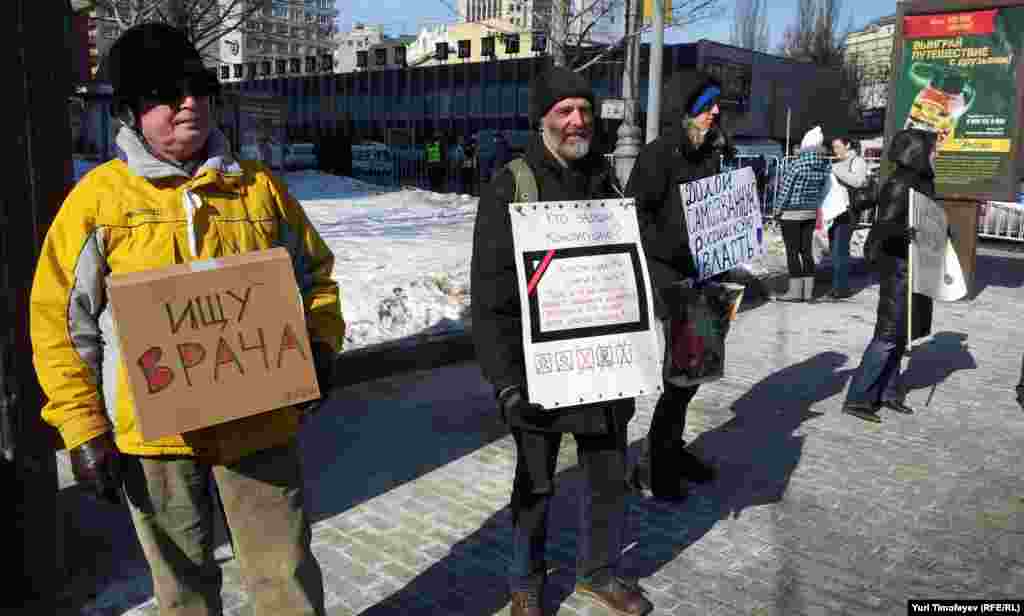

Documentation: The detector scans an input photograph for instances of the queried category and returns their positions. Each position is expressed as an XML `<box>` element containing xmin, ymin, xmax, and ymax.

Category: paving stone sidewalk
<box><xmin>61</xmin><ymin>241</ymin><xmax>1024</xmax><ymax>616</ymax></box>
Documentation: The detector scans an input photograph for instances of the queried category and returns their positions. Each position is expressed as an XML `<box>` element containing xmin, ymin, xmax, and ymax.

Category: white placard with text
<box><xmin>509</xmin><ymin>199</ymin><xmax>662</xmax><ymax>408</ymax></box>
<box><xmin>680</xmin><ymin>167</ymin><xmax>766</xmax><ymax>281</ymax></box>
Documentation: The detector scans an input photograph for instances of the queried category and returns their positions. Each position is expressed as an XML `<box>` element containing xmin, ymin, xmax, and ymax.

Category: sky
<box><xmin>340</xmin><ymin>0</ymin><xmax>900</xmax><ymax>49</ymax></box>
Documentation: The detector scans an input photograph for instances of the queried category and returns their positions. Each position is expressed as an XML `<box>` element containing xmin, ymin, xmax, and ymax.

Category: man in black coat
<box><xmin>471</xmin><ymin>66</ymin><xmax>653</xmax><ymax>616</ymax></box>
<box><xmin>624</xmin><ymin>72</ymin><xmax>730</xmax><ymax>501</ymax></box>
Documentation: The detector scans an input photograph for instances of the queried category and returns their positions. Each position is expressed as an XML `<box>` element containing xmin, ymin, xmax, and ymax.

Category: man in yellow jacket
<box><xmin>30</xmin><ymin>24</ymin><xmax>344</xmax><ymax>616</ymax></box>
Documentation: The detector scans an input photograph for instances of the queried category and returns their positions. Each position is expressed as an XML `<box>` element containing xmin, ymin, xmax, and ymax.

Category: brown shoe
<box><xmin>575</xmin><ymin>578</ymin><xmax>653</xmax><ymax>615</ymax></box>
<box><xmin>510</xmin><ymin>588</ymin><xmax>543</xmax><ymax>616</ymax></box>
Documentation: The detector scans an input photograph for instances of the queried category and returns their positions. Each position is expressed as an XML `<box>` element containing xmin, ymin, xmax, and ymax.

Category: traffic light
<box><xmin>394</xmin><ymin>45</ymin><xmax>407</xmax><ymax>67</ymax></box>
<box><xmin>458</xmin><ymin>39</ymin><xmax>470</xmax><ymax>59</ymax></box>
<box><xmin>375</xmin><ymin>47</ymin><xmax>387</xmax><ymax>66</ymax></box>
<box><xmin>305</xmin><ymin>55</ymin><xmax>316</xmax><ymax>72</ymax></box>
<box><xmin>356</xmin><ymin>50</ymin><xmax>368</xmax><ymax>68</ymax></box>
<box><xmin>482</xmin><ymin>35</ymin><xmax>495</xmax><ymax>58</ymax></box>
<box><xmin>276</xmin><ymin>58</ymin><xmax>287</xmax><ymax>74</ymax></box>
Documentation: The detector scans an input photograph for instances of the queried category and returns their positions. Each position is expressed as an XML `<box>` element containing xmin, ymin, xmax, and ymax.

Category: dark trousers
<box><xmin>648</xmin><ymin>383</ymin><xmax>700</xmax><ymax>482</ymax></box>
<box><xmin>845</xmin><ymin>338</ymin><xmax>906</xmax><ymax>406</ymax></box>
<box><xmin>780</xmin><ymin>219</ymin><xmax>816</xmax><ymax>277</ymax></box>
<box><xmin>428</xmin><ymin>165</ymin><xmax>445</xmax><ymax>192</ymax></box>
<box><xmin>508</xmin><ymin>423</ymin><xmax>628</xmax><ymax>591</ymax></box>
<box><xmin>460</xmin><ymin>167</ymin><xmax>476</xmax><ymax>195</ymax></box>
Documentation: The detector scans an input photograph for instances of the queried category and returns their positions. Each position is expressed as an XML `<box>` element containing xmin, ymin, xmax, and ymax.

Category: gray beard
<box><xmin>568</xmin><ymin>139</ymin><xmax>591</xmax><ymax>159</ymax></box>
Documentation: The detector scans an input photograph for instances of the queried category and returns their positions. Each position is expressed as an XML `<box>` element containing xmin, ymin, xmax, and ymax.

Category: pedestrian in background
<box><xmin>460</xmin><ymin>135</ymin><xmax>478</xmax><ymax>195</ymax></box>
<box><xmin>426</xmin><ymin>133</ymin><xmax>444</xmax><ymax>192</ymax></box>
<box><xmin>624</xmin><ymin>72</ymin><xmax>728</xmax><ymax>501</ymax></box>
<box><xmin>774</xmin><ymin>126</ymin><xmax>831</xmax><ymax>302</ymax></box>
<box><xmin>829</xmin><ymin>136</ymin><xmax>869</xmax><ymax>300</ymax></box>
<box><xmin>471</xmin><ymin>66</ymin><xmax>653</xmax><ymax>616</ymax></box>
<box><xmin>843</xmin><ymin>128</ymin><xmax>938</xmax><ymax>423</ymax></box>
<box><xmin>30</xmin><ymin>24</ymin><xmax>343</xmax><ymax>615</ymax></box>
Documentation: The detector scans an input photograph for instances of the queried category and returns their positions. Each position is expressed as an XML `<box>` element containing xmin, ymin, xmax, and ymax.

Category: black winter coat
<box><xmin>865</xmin><ymin>129</ymin><xmax>937</xmax><ymax>344</ymax></box>
<box><xmin>624</xmin><ymin>124</ymin><xmax>722</xmax><ymax>319</ymax></box>
<box><xmin>470</xmin><ymin>135</ymin><xmax>634</xmax><ymax>434</ymax></box>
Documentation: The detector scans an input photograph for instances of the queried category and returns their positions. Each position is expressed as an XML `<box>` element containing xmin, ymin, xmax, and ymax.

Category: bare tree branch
<box><xmin>731</xmin><ymin>0</ymin><xmax>769</xmax><ymax>52</ymax></box>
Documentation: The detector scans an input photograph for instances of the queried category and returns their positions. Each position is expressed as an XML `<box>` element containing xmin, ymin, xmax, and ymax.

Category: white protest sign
<box><xmin>910</xmin><ymin>189</ymin><xmax>967</xmax><ymax>302</ymax></box>
<box><xmin>509</xmin><ymin>199</ymin><xmax>662</xmax><ymax>409</ymax></box>
<box><xmin>680</xmin><ymin>167</ymin><xmax>766</xmax><ymax>281</ymax></box>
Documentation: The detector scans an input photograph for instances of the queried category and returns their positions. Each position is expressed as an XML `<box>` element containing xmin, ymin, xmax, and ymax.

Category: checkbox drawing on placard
<box><xmin>615</xmin><ymin>342</ymin><xmax>633</xmax><ymax>366</ymax></box>
<box><xmin>576</xmin><ymin>347</ymin><xmax>595</xmax><ymax>370</ymax></box>
<box><xmin>535</xmin><ymin>353</ymin><xmax>554</xmax><ymax>374</ymax></box>
<box><xmin>556</xmin><ymin>351</ymin><xmax>574</xmax><ymax>372</ymax></box>
<box><xmin>596</xmin><ymin>345</ymin><xmax>614</xmax><ymax>367</ymax></box>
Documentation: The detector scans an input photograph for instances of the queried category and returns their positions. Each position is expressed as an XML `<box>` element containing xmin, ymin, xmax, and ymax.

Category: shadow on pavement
<box><xmin>902</xmin><ymin>331</ymin><xmax>977</xmax><ymax>400</ymax></box>
<box><xmin>970</xmin><ymin>251</ymin><xmax>1024</xmax><ymax>299</ymax></box>
<box><xmin>357</xmin><ymin>353</ymin><xmax>846</xmax><ymax>615</ymax></box>
<box><xmin>300</xmin><ymin>362</ymin><xmax>507</xmax><ymax>522</ymax></box>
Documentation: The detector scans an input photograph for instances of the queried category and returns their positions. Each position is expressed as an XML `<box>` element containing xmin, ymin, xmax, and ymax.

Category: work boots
<box><xmin>575</xmin><ymin>577</ymin><xmax>653</xmax><ymax>615</ymax></box>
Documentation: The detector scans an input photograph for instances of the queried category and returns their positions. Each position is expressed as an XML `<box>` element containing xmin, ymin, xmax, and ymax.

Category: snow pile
<box><xmin>291</xmin><ymin>175</ymin><xmax>478</xmax><ymax>350</ymax></box>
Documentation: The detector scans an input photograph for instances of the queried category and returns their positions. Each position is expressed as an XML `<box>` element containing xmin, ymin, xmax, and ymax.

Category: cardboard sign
<box><xmin>680</xmin><ymin>167</ymin><xmax>766</xmax><ymax>281</ymax></box>
<box><xmin>509</xmin><ymin>199</ymin><xmax>662</xmax><ymax>409</ymax></box>
<box><xmin>107</xmin><ymin>248</ymin><xmax>319</xmax><ymax>441</ymax></box>
<box><xmin>910</xmin><ymin>189</ymin><xmax>967</xmax><ymax>302</ymax></box>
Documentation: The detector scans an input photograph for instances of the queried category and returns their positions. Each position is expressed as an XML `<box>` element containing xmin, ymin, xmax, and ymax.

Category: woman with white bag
<box><xmin>828</xmin><ymin>136</ymin><xmax>869</xmax><ymax>300</ymax></box>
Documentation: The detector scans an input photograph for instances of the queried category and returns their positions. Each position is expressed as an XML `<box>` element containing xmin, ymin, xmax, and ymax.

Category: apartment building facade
<box><xmin>85</xmin><ymin>1</ymin><xmax>339</xmax><ymax>82</ymax></box>
<box><xmin>844</xmin><ymin>14</ymin><xmax>897</xmax><ymax>111</ymax></box>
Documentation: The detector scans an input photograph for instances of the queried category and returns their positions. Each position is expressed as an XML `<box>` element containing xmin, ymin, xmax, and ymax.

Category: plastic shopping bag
<box><xmin>661</xmin><ymin>282</ymin><xmax>745</xmax><ymax>388</ymax></box>
<box><xmin>820</xmin><ymin>173</ymin><xmax>849</xmax><ymax>223</ymax></box>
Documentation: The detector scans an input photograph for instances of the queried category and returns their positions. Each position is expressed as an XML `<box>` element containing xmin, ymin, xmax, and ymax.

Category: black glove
<box><xmin>498</xmin><ymin>385</ymin><xmax>545</xmax><ymax>424</ymax></box>
<box><xmin>905</xmin><ymin>226</ymin><xmax>918</xmax><ymax>242</ymax></box>
<box><xmin>299</xmin><ymin>339</ymin><xmax>336</xmax><ymax>415</ymax></box>
<box><xmin>69</xmin><ymin>432</ymin><xmax>121</xmax><ymax>505</ymax></box>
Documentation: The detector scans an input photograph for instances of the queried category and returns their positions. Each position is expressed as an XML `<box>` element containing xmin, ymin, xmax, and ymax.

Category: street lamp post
<box><xmin>645</xmin><ymin>0</ymin><xmax>665</xmax><ymax>144</ymax></box>
<box><xmin>613</xmin><ymin>0</ymin><xmax>642</xmax><ymax>187</ymax></box>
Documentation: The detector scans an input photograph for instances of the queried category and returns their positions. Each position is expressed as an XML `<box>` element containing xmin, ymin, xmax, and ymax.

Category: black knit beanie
<box><xmin>528</xmin><ymin>66</ymin><xmax>596</xmax><ymax>126</ymax></box>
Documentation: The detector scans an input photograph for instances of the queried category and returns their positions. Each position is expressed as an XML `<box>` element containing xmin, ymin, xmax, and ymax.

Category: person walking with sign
<box><xmin>774</xmin><ymin>127</ymin><xmax>832</xmax><ymax>302</ymax></box>
<box><xmin>842</xmin><ymin>129</ymin><xmax>938</xmax><ymax>423</ymax></box>
<box><xmin>828</xmin><ymin>136</ymin><xmax>869</xmax><ymax>300</ymax></box>
<box><xmin>624</xmin><ymin>73</ymin><xmax>731</xmax><ymax>502</ymax></box>
<box><xmin>471</xmin><ymin>67</ymin><xmax>653</xmax><ymax>616</ymax></box>
<box><xmin>29</xmin><ymin>24</ymin><xmax>343</xmax><ymax>615</ymax></box>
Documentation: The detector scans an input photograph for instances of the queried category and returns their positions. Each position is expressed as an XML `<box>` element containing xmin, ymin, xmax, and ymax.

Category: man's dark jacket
<box><xmin>865</xmin><ymin>129</ymin><xmax>936</xmax><ymax>343</ymax></box>
<box><xmin>624</xmin><ymin>123</ymin><xmax>721</xmax><ymax>319</ymax></box>
<box><xmin>471</xmin><ymin>135</ymin><xmax>633</xmax><ymax>434</ymax></box>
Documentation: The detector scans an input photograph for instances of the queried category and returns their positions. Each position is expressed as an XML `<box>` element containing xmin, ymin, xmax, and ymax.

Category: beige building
<box><xmin>87</xmin><ymin>1</ymin><xmax>339</xmax><ymax>82</ymax></box>
<box><xmin>844</xmin><ymin>14</ymin><xmax>897</xmax><ymax>110</ymax></box>
<box><xmin>408</xmin><ymin>18</ymin><xmax>542</xmax><ymax>67</ymax></box>
<box><xmin>334</xmin><ymin>23</ymin><xmax>387</xmax><ymax>73</ymax></box>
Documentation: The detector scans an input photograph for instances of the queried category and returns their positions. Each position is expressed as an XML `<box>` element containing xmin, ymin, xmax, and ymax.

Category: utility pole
<box><xmin>5</xmin><ymin>0</ymin><xmax>73</xmax><ymax>609</ymax></box>
<box><xmin>613</xmin><ymin>0</ymin><xmax>642</xmax><ymax>187</ymax></box>
<box><xmin>645</xmin><ymin>0</ymin><xmax>665</xmax><ymax>143</ymax></box>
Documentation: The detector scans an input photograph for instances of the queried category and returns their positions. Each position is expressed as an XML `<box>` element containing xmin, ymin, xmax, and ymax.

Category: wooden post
<box><xmin>3</xmin><ymin>0</ymin><xmax>73</xmax><ymax>608</ymax></box>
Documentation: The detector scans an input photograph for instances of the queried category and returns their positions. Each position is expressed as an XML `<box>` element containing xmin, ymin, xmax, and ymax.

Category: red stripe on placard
<box><xmin>903</xmin><ymin>9</ymin><xmax>997</xmax><ymax>39</ymax></box>
<box><xmin>526</xmin><ymin>250</ymin><xmax>556</xmax><ymax>296</ymax></box>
